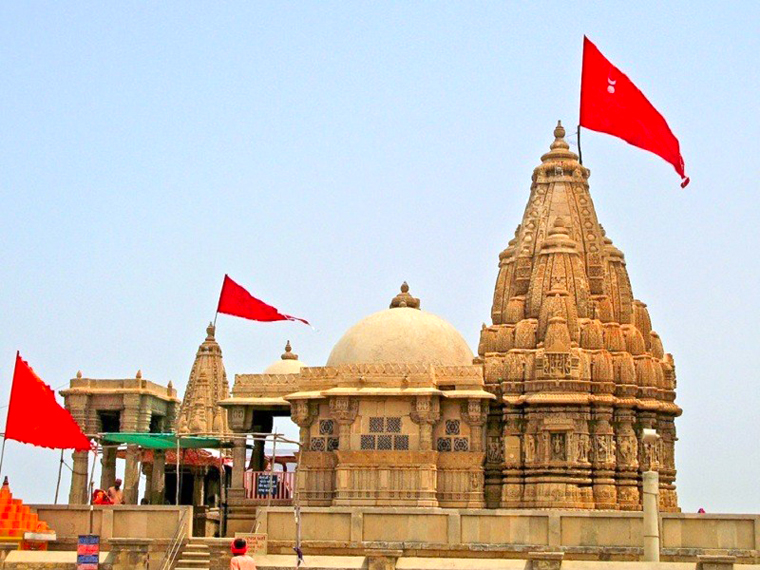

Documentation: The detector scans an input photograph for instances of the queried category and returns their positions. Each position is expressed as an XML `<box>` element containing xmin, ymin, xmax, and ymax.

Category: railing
<box><xmin>244</xmin><ymin>470</ymin><xmax>295</xmax><ymax>501</ymax></box>
<box><xmin>159</xmin><ymin>507</ymin><xmax>190</xmax><ymax>570</ymax></box>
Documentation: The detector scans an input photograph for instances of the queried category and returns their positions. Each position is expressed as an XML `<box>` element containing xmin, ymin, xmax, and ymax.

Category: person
<box><xmin>230</xmin><ymin>537</ymin><xmax>257</xmax><ymax>570</ymax></box>
<box><xmin>91</xmin><ymin>489</ymin><xmax>112</xmax><ymax>505</ymax></box>
<box><xmin>107</xmin><ymin>478</ymin><xmax>124</xmax><ymax>505</ymax></box>
<box><xmin>698</xmin><ymin>507</ymin><xmax>706</xmax><ymax>514</ymax></box>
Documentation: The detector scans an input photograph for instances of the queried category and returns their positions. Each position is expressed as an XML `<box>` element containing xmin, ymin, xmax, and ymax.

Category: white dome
<box><xmin>327</xmin><ymin>305</ymin><xmax>474</xmax><ymax>367</ymax></box>
<box><xmin>264</xmin><ymin>341</ymin><xmax>306</xmax><ymax>374</ymax></box>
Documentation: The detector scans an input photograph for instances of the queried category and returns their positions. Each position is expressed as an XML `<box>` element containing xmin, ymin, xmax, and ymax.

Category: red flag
<box><xmin>5</xmin><ymin>353</ymin><xmax>91</xmax><ymax>451</ymax></box>
<box><xmin>580</xmin><ymin>36</ymin><xmax>689</xmax><ymax>188</ymax></box>
<box><xmin>216</xmin><ymin>275</ymin><xmax>310</xmax><ymax>325</ymax></box>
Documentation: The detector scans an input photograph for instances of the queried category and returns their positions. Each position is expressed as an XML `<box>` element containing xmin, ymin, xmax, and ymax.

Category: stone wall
<box><xmin>250</xmin><ymin>506</ymin><xmax>760</xmax><ymax>563</ymax></box>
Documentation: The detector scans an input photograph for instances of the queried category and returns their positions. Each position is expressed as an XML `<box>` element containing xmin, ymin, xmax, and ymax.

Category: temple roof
<box><xmin>326</xmin><ymin>283</ymin><xmax>474</xmax><ymax>367</ymax></box>
<box><xmin>176</xmin><ymin>323</ymin><xmax>230</xmax><ymax>435</ymax></box>
<box><xmin>480</xmin><ymin>122</ymin><xmax>679</xmax><ymax>415</ymax></box>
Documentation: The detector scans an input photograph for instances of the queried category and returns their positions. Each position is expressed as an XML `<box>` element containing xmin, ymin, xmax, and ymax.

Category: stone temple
<box><xmin>43</xmin><ymin>123</ymin><xmax>740</xmax><ymax>570</ymax></box>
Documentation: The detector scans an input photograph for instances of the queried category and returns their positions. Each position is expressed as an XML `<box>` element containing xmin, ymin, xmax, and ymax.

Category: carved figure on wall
<box><xmin>577</xmin><ymin>434</ymin><xmax>589</xmax><ymax>462</ymax></box>
<box><xmin>487</xmin><ymin>437</ymin><xmax>503</xmax><ymax>463</ymax></box>
<box><xmin>524</xmin><ymin>435</ymin><xmax>535</xmax><ymax>463</ymax></box>
<box><xmin>551</xmin><ymin>433</ymin><xmax>565</xmax><ymax>461</ymax></box>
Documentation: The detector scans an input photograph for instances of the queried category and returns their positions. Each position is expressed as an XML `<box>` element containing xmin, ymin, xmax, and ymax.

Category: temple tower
<box><xmin>479</xmin><ymin>122</ymin><xmax>680</xmax><ymax>511</ymax></box>
<box><xmin>176</xmin><ymin>323</ymin><xmax>230</xmax><ymax>436</ymax></box>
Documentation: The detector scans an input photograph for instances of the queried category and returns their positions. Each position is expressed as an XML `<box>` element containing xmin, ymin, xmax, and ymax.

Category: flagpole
<box><xmin>0</xmin><ymin>437</ymin><xmax>6</xmax><ymax>481</ymax></box>
<box><xmin>577</xmin><ymin>124</ymin><xmax>583</xmax><ymax>165</ymax></box>
<box><xmin>54</xmin><ymin>449</ymin><xmax>64</xmax><ymax>504</ymax></box>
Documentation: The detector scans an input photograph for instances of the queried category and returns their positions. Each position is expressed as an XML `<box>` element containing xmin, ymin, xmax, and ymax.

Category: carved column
<box><xmin>657</xmin><ymin>416</ymin><xmax>677</xmax><ymax>511</ymax></box>
<box><xmin>614</xmin><ymin>407</ymin><xmax>640</xmax><ymax>510</ymax></box>
<box><xmin>151</xmin><ymin>450</ymin><xmax>166</xmax><ymax>504</ymax></box>
<box><xmin>591</xmin><ymin>405</ymin><xmax>617</xmax><ymax>509</ymax></box>
<box><xmin>500</xmin><ymin>406</ymin><xmax>523</xmax><ymax>508</ymax></box>
<box><xmin>193</xmin><ymin>467</ymin><xmax>206</xmax><ymax>506</ymax></box>
<box><xmin>329</xmin><ymin>397</ymin><xmax>358</xmax><ymax>451</ymax></box>
<box><xmin>462</xmin><ymin>399</ymin><xmax>487</xmax><ymax>452</ymax></box>
<box><xmin>227</xmin><ymin>405</ymin><xmax>250</xmax><ymax>500</ymax></box>
<box><xmin>142</xmin><ymin>461</ymin><xmax>153</xmax><ymax>503</ymax></box>
<box><xmin>100</xmin><ymin>447</ymin><xmax>117</xmax><ymax>491</ymax></box>
<box><xmin>68</xmin><ymin>451</ymin><xmax>90</xmax><ymax>505</ymax></box>
<box><xmin>292</xmin><ymin>401</ymin><xmax>317</xmax><ymax>450</ymax></box>
<box><xmin>123</xmin><ymin>445</ymin><xmax>141</xmax><ymax>504</ymax></box>
<box><xmin>65</xmin><ymin>394</ymin><xmax>90</xmax><ymax>504</ymax></box>
<box><xmin>410</xmin><ymin>396</ymin><xmax>440</xmax><ymax>450</ymax></box>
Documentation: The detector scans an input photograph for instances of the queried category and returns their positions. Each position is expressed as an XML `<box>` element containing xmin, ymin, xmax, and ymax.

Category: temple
<box><xmin>59</xmin><ymin>123</ymin><xmax>686</xmax><ymax>542</ymax></box>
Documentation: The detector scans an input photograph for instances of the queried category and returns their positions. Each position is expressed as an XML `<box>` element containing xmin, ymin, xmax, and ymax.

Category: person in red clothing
<box><xmin>230</xmin><ymin>538</ymin><xmax>257</xmax><ymax>570</ymax></box>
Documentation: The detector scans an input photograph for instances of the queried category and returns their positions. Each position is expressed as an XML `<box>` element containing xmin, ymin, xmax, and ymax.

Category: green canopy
<box><xmin>100</xmin><ymin>432</ymin><xmax>231</xmax><ymax>449</ymax></box>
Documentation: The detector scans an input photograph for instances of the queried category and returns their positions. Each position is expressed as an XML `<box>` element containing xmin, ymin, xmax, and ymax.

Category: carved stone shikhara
<box><xmin>176</xmin><ymin>323</ymin><xmax>230</xmax><ymax>436</ymax></box>
<box><xmin>481</xmin><ymin>122</ymin><xmax>680</xmax><ymax>511</ymax></box>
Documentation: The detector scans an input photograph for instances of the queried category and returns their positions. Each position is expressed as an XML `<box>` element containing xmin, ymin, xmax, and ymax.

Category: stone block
<box><xmin>527</xmin><ymin>551</ymin><xmax>563</xmax><ymax>570</ymax></box>
<box><xmin>697</xmin><ymin>554</ymin><xmax>735</xmax><ymax>570</ymax></box>
<box><xmin>366</xmin><ymin>549</ymin><xmax>403</xmax><ymax>570</ymax></box>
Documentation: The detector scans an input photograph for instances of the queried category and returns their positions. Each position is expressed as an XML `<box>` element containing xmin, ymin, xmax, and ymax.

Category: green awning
<box><xmin>100</xmin><ymin>432</ymin><xmax>231</xmax><ymax>449</ymax></box>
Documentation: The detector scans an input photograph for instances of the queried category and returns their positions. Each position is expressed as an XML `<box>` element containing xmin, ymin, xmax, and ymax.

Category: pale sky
<box><xmin>1</xmin><ymin>2</ymin><xmax>758</xmax><ymax>512</ymax></box>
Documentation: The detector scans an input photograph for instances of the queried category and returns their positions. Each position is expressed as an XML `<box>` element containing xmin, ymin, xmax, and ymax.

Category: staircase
<box><xmin>174</xmin><ymin>539</ymin><xmax>211</xmax><ymax>570</ymax></box>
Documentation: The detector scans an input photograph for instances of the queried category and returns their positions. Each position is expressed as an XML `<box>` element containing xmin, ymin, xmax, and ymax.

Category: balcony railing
<box><xmin>244</xmin><ymin>470</ymin><xmax>295</xmax><ymax>502</ymax></box>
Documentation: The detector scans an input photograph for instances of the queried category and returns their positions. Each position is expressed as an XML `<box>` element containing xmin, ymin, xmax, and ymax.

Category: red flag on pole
<box><xmin>580</xmin><ymin>36</ymin><xmax>690</xmax><ymax>188</ymax></box>
<box><xmin>216</xmin><ymin>275</ymin><xmax>310</xmax><ymax>325</ymax></box>
<box><xmin>5</xmin><ymin>353</ymin><xmax>91</xmax><ymax>451</ymax></box>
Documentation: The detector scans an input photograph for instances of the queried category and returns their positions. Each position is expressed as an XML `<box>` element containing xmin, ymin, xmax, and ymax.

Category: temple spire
<box><xmin>176</xmin><ymin>322</ymin><xmax>230</xmax><ymax>436</ymax></box>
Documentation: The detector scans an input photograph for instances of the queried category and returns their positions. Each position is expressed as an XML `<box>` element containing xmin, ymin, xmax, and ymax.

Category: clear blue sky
<box><xmin>1</xmin><ymin>2</ymin><xmax>758</xmax><ymax>512</ymax></box>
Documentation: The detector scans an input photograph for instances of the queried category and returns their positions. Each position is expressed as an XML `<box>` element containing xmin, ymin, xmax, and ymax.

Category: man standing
<box><xmin>107</xmin><ymin>478</ymin><xmax>124</xmax><ymax>505</ymax></box>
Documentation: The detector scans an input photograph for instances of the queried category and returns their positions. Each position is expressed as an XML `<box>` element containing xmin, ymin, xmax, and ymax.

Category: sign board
<box><xmin>77</xmin><ymin>534</ymin><xmax>100</xmax><ymax>570</ymax></box>
<box><xmin>234</xmin><ymin>532</ymin><xmax>268</xmax><ymax>555</ymax></box>
<box><xmin>256</xmin><ymin>473</ymin><xmax>278</xmax><ymax>496</ymax></box>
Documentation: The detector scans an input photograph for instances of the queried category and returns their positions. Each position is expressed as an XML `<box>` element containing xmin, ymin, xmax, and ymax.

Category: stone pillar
<box><xmin>329</xmin><ymin>397</ymin><xmax>358</xmax><ymax>451</ymax></box>
<box><xmin>614</xmin><ymin>408</ymin><xmax>640</xmax><ymax>510</ymax></box>
<box><xmin>69</xmin><ymin>450</ymin><xmax>90</xmax><ymax>505</ymax></box>
<box><xmin>151</xmin><ymin>450</ymin><xmax>166</xmax><ymax>505</ymax></box>
<box><xmin>123</xmin><ymin>445</ymin><xmax>141</xmax><ymax>504</ymax></box>
<box><xmin>100</xmin><ymin>446</ymin><xmax>117</xmax><ymax>491</ymax></box>
<box><xmin>230</xmin><ymin>436</ymin><xmax>247</xmax><ymax>500</ymax></box>
<box><xmin>410</xmin><ymin>396</ymin><xmax>440</xmax><ymax>450</ymax></box>
<box><xmin>591</xmin><ymin>406</ymin><xmax>617</xmax><ymax>509</ymax></box>
<box><xmin>642</xmin><ymin>470</ymin><xmax>660</xmax><ymax>562</ymax></box>
<box><xmin>193</xmin><ymin>468</ymin><xmax>206</xmax><ymax>506</ymax></box>
<box><xmin>142</xmin><ymin>462</ymin><xmax>153</xmax><ymax>503</ymax></box>
<box><xmin>501</xmin><ymin>406</ymin><xmax>523</xmax><ymax>508</ymax></box>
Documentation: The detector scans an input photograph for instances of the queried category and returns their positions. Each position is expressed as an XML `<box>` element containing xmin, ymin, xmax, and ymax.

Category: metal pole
<box><xmin>0</xmin><ymin>437</ymin><xmax>7</xmax><ymax>481</ymax></box>
<box><xmin>88</xmin><ymin>446</ymin><xmax>98</xmax><ymax>534</ymax></box>
<box><xmin>175</xmin><ymin>439</ymin><xmax>181</xmax><ymax>505</ymax></box>
<box><xmin>268</xmin><ymin>433</ymin><xmax>277</xmax><ymax>507</ymax></box>
<box><xmin>577</xmin><ymin>125</ymin><xmax>583</xmax><ymax>165</ymax></box>
<box><xmin>54</xmin><ymin>449</ymin><xmax>64</xmax><ymax>504</ymax></box>
<box><xmin>643</xmin><ymin>470</ymin><xmax>661</xmax><ymax>562</ymax></box>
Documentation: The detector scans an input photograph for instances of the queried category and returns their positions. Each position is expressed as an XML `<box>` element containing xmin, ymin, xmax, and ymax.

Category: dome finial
<box><xmin>554</xmin><ymin>120</ymin><xmax>565</xmax><ymax>139</ymax></box>
<box><xmin>390</xmin><ymin>282</ymin><xmax>420</xmax><ymax>309</ymax></box>
<box><xmin>206</xmin><ymin>322</ymin><xmax>215</xmax><ymax>340</ymax></box>
<box><xmin>282</xmin><ymin>340</ymin><xmax>298</xmax><ymax>360</ymax></box>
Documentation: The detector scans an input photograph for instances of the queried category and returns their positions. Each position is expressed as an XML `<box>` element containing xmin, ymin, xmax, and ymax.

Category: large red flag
<box><xmin>580</xmin><ymin>36</ymin><xmax>689</xmax><ymax>188</ymax></box>
<box><xmin>217</xmin><ymin>275</ymin><xmax>310</xmax><ymax>325</ymax></box>
<box><xmin>5</xmin><ymin>353</ymin><xmax>91</xmax><ymax>451</ymax></box>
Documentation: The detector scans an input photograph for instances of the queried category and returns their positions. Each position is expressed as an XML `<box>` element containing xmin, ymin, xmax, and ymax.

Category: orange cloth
<box><xmin>230</xmin><ymin>555</ymin><xmax>257</xmax><ymax>570</ymax></box>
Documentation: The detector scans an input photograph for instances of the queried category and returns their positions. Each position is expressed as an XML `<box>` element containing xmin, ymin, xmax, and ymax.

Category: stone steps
<box><xmin>174</xmin><ymin>538</ymin><xmax>211</xmax><ymax>570</ymax></box>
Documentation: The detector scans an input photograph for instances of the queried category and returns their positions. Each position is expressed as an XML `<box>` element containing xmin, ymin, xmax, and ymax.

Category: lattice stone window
<box><xmin>386</xmin><ymin>417</ymin><xmax>401</xmax><ymax>433</ymax></box>
<box><xmin>394</xmin><ymin>435</ymin><xmax>409</xmax><ymax>450</ymax></box>
<box><xmin>454</xmin><ymin>437</ymin><xmax>469</xmax><ymax>452</ymax></box>
<box><xmin>377</xmin><ymin>435</ymin><xmax>392</xmax><ymax>450</ymax></box>
<box><xmin>310</xmin><ymin>437</ymin><xmax>326</xmax><ymax>451</ymax></box>
<box><xmin>369</xmin><ymin>417</ymin><xmax>384</xmax><ymax>433</ymax></box>
<box><xmin>445</xmin><ymin>419</ymin><xmax>461</xmax><ymax>435</ymax></box>
<box><xmin>361</xmin><ymin>435</ymin><xmax>376</xmax><ymax>450</ymax></box>
<box><xmin>327</xmin><ymin>437</ymin><xmax>340</xmax><ymax>451</ymax></box>
<box><xmin>319</xmin><ymin>419</ymin><xmax>334</xmax><ymax>435</ymax></box>
<box><xmin>437</xmin><ymin>437</ymin><xmax>452</xmax><ymax>452</ymax></box>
